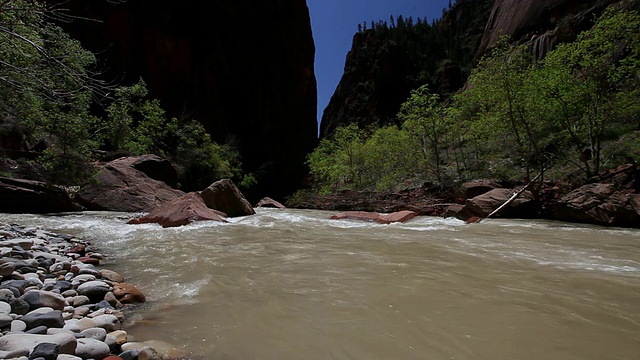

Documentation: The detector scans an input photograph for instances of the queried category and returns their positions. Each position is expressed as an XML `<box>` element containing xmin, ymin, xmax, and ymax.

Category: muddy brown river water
<box><xmin>3</xmin><ymin>209</ymin><xmax>639</xmax><ymax>360</ymax></box>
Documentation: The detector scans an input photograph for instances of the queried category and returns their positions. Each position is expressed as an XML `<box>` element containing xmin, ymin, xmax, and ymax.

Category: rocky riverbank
<box><xmin>0</xmin><ymin>223</ymin><xmax>186</xmax><ymax>360</ymax></box>
<box><xmin>288</xmin><ymin>164</ymin><xmax>640</xmax><ymax>229</ymax></box>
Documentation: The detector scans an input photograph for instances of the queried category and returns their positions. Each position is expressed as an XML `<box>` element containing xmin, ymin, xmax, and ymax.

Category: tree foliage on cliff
<box><xmin>0</xmin><ymin>1</ymin><xmax>248</xmax><ymax>189</ymax></box>
<box><xmin>308</xmin><ymin>7</ymin><xmax>640</xmax><ymax>193</ymax></box>
<box><xmin>320</xmin><ymin>0</ymin><xmax>494</xmax><ymax>137</ymax></box>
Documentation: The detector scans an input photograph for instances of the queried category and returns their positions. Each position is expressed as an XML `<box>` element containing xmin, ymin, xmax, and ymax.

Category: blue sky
<box><xmin>307</xmin><ymin>0</ymin><xmax>453</xmax><ymax>130</ymax></box>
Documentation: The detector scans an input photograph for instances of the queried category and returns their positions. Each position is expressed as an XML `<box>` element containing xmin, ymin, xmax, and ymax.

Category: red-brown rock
<box><xmin>255</xmin><ymin>197</ymin><xmax>286</xmax><ymax>209</ymax></box>
<box><xmin>455</xmin><ymin>188</ymin><xmax>537</xmax><ymax>221</ymax></box>
<box><xmin>76</xmin><ymin>156</ymin><xmax>184</xmax><ymax>212</ymax></box>
<box><xmin>112</xmin><ymin>283</ymin><xmax>146</xmax><ymax>304</ymax></box>
<box><xmin>552</xmin><ymin>183</ymin><xmax>640</xmax><ymax>228</ymax></box>
<box><xmin>128</xmin><ymin>192</ymin><xmax>227</xmax><ymax>228</ymax></box>
<box><xmin>477</xmin><ymin>0</ymin><xmax>616</xmax><ymax>60</ymax></box>
<box><xmin>200</xmin><ymin>179</ymin><xmax>256</xmax><ymax>217</ymax></box>
<box><xmin>458</xmin><ymin>181</ymin><xmax>502</xmax><ymax>200</ymax></box>
<box><xmin>330</xmin><ymin>210</ymin><xmax>418</xmax><ymax>224</ymax></box>
<box><xmin>131</xmin><ymin>154</ymin><xmax>178</xmax><ymax>188</ymax></box>
<box><xmin>77</xmin><ymin>257</ymin><xmax>100</xmax><ymax>266</ymax></box>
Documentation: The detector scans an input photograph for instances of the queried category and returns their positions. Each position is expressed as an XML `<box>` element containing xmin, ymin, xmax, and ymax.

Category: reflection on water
<box><xmin>2</xmin><ymin>209</ymin><xmax>640</xmax><ymax>360</ymax></box>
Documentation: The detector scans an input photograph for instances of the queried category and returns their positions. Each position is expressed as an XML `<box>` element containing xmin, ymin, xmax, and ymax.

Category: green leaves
<box><xmin>307</xmin><ymin>6</ymin><xmax>640</xmax><ymax>193</ymax></box>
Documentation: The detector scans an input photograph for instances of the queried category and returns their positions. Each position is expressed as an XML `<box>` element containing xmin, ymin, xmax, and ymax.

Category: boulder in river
<box><xmin>330</xmin><ymin>210</ymin><xmax>418</xmax><ymax>224</ymax></box>
<box><xmin>112</xmin><ymin>283</ymin><xmax>146</xmax><ymax>304</ymax></box>
<box><xmin>128</xmin><ymin>192</ymin><xmax>228</xmax><ymax>228</ymax></box>
<box><xmin>76</xmin><ymin>156</ymin><xmax>184</xmax><ymax>212</ymax></box>
<box><xmin>200</xmin><ymin>178</ymin><xmax>256</xmax><ymax>217</ymax></box>
<box><xmin>255</xmin><ymin>197</ymin><xmax>286</xmax><ymax>208</ymax></box>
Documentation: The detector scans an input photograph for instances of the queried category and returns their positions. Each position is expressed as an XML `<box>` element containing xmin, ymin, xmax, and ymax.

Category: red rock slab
<box><xmin>128</xmin><ymin>192</ymin><xmax>227</xmax><ymax>228</ymax></box>
<box><xmin>255</xmin><ymin>197</ymin><xmax>286</xmax><ymax>208</ymax></box>
<box><xmin>113</xmin><ymin>283</ymin><xmax>146</xmax><ymax>304</ymax></box>
<box><xmin>330</xmin><ymin>210</ymin><xmax>418</xmax><ymax>224</ymax></box>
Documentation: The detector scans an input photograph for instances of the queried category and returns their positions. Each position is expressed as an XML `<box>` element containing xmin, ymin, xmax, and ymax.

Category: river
<box><xmin>2</xmin><ymin>209</ymin><xmax>639</xmax><ymax>360</ymax></box>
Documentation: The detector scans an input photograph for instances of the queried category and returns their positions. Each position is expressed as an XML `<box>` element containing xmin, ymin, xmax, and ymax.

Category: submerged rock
<box><xmin>330</xmin><ymin>210</ymin><xmax>418</xmax><ymax>224</ymax></box>
<box><xmin>255</xmin><ymin>197</ymin><xmax>286</xmax><ymax>209</ymax></box>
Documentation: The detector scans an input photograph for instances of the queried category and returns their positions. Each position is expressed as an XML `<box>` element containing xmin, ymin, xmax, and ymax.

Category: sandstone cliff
<box><xmin>320</xmin><ymin>0</ymin><xmax>493</xmax><ymax>138</ymax></box>
<box><xmin>478</xmin><ymin>0</ymin><xmax>619</xmax><ymax>60</ymax></box>
<box><xmin>320</xmin><ymin>0</ymin><xmax>635</xmax><ymax>139</ymax></box>
<box><xmin>55</xmin><ymin>0</ymin><xmax>317</xmax><ymax>199</ymax></box>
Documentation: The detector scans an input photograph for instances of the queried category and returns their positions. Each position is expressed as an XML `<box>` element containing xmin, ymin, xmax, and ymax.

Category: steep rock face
<box><xmin>478</xmin><ymin>0</ymin><xmax>619</xmax><ymax>59</ymax></box>
<box><xmin>319</xmin><ymin>0</ymin><xmax>493</xmax><ymax>138</ymax></box>
<box><xmin>55</xmin><ymin>0</ymin><xmax>317</xmax><ymax>199</ymax></box>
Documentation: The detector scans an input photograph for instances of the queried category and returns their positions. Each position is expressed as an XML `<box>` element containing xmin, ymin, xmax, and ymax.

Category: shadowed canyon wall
<box><xmin>56</xmin><ymin>0</ymin><xmax>317</xmax><ymax>200</ymax></box>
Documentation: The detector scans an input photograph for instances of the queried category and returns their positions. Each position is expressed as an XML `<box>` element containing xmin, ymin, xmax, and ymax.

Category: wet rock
<box><xmin>128</xmin><ymin>192</ymin><xmax>227</xmax><ymax>228</ymax></box>
<box><xmin>200</xmin><ymin>178</ymin><xmax>256</xmax><ymax>217</ymax></box>
<box><xmin>77</xmin><ymin>257</ymin><xmax>100</xmax><ymax>265</ymax></box>
<box><xmin>255</xmin><ymin>197</ymin><xmax>286</xmax><ymax>209</ymax></box>
<box><xmin>330</xmin><ymin>210</ymin><xmax>418</xmax><ymax>224</ymax></box>
<box><xmin>99</xmin><ymin>270</ymin><xmax>124</xmax><ymax>283</ymax></box>
<box><xmin>112</xmin><ymin>283</ymin><xmax>146</xmax><ymax>304</ymax></box>
<box><xmin>0</xmin><ymin>224</ymin><xmax>156</xmax><ymax>360</ymax></box>
<box><xmin>121</xmin><ymin>340</ymin><xmax>188</xmax><ymax>360</ymax></box>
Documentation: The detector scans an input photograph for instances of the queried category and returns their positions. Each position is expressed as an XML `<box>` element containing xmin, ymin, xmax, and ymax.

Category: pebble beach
<box><xmin>0</xmin><ymin>222</ymin><xmax>187</xmax><ymax>360</ymax></box>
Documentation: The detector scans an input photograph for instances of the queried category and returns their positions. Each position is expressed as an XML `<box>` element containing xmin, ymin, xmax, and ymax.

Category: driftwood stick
<box><xmin>485</xmin><ymin>170</ymin><xmax>544</xmax><ymax>219</ymax></box>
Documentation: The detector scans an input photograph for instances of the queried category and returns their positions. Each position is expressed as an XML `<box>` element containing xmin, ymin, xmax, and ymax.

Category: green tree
<box><xmin>465</xmin><ymin>37</ymin><xmax>551</xmax><ymax>180</ymax></box>
<box><xmin>540</xmin><ymin>7</ymin><xmax>640</xmax><ymax>176</ymax></box>
<box><xmin>362</xmin><ymin>125</ymin><xmax>421</xmax><ymax>190</ymax></box>
<box><xmin>398</xmin><ymin>84</ymin><xmax>449</xmax><ymax>183</ymax></box>
<box><xmin>104</xmin><ymin>79</ymin><xmax>179</xmax><ymax>155</ymax></box>
<box><xmin>0</xmin><ymin>0</ymin><xmax>106</xmax><ymax>184</ymax></box>
<box><xmin>307</xmin><ymin>124</ymin><xmax>367</xmax><ymax>192</ymax></box>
